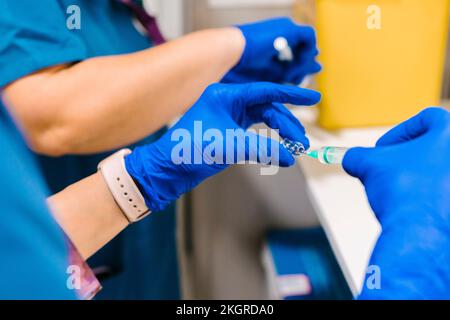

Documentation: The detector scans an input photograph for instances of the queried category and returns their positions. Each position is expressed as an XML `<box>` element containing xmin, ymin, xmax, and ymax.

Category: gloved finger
<box><xmin>221</xmin><ymin>71</ymin><xmax>252</xmax><ymax>84</ymax></box>
<box><xmin>285</xmin><ymin>69</ymin><xmax>309</xmax><ymax>86</ymax></box>
<box><xmin>267</xmin><ymin>62</ymin><xmax>287</xmax><ymax>83</ymax></box>
<box><xmin>231</xmin><ymin>82</ymin><xmax>321</xmax><ymax>107</ymax></box>
<box><xmin>376</xmin><ymin>107</ymin><xmax>448</xmax><ymax>147</ymax></box>
<box><xmin>291</xmin><ymin>46</ymin><xmax>319</xmax><ymax>66</ymax></box>
<box><xmin>285</xmin><ymin>47</ymin><xmax>319</xmax><ymax>69</ymax></box>
<box><xmin>241</xmin><ymin>131</ymin><xmax>295</xmax><ymax>167</ymax></box>
<box><xmin>248</xmin><ymin>103</ymin><xmax>310</xmax><ymax>149</ymax></box>
<box><xmin>289</xmin><ymin>24</ymin><xmax>318</xmax><ymax>53</ymax></box>
<box><xmin>285</xmin><ymin>60</ymin><xmax>322</xmax><ymax>85</ymax></box>
<box><xmin>342</xmin><ymin>147</ymin><xmax>376</xmax><ymax>180</ymax></box>
<box><xmin>281</xmin><ymin>44</ymin><xmax>321</xmax><ymax>82</ymax></box>
<box><xmin>309</xmin><ymin>60</ymin><xmax>322</xmax><ymax>74</ymax></box>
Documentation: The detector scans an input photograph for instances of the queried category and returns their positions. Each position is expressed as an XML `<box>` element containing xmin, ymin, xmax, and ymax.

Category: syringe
<box><xmin>307</xmin><ymin>146</ymin><xmax>348</xmax><ymax>165</ymax></box>
<box><xmin>282</xmin><ymin>138</ymin><xmax>348</xmax><ymax>165</ymax></box>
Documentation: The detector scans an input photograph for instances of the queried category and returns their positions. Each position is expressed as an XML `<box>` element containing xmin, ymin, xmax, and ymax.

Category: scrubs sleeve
<box><xmin>0</xmin><ymin>0</ymin><xmax>88</xmax><ymax>88</ymax></box>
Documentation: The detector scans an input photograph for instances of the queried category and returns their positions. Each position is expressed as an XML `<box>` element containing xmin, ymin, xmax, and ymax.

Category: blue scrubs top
<box><xmin>0</xmin><ymin>0</ymin><xmax>179</xmax><ymax>299</ymax></box>
<box><xmin>0</xmin><ymin>101</ymin><xmax>75</xmax><ymax>300</ymax></box>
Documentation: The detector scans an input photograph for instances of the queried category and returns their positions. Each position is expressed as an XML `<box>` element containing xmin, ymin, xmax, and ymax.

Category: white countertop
<box><xmin>291</xmin><ymin>106</ymin><xmax>391</xmax><ymax>296</ymax></box>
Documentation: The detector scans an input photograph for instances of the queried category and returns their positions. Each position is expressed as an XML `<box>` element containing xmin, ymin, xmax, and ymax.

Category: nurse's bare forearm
<box><xmin>48</xmin><ymin>172</ymin><xmax>128</xmax><ymax>259</ymax></box>
<box><xmin>4</xmin><ymin>28</ymin><xmax>245</xmax><ymax>156</ymax></box>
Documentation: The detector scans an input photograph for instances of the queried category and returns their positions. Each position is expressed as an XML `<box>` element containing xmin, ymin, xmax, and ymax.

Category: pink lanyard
<box><xmin>116</xmin><ymin>0</ymin><xmax>166</xmax><ymax>45</ymax></box>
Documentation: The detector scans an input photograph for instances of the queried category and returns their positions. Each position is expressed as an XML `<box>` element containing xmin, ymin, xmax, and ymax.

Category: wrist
<box><xmin>359</xmin><ymin>215</ymin><xmax>450</xmax><ymax>299</ymax></box>
<box><xmin>48</xmin><ymin>172</ymin><xmax>129</xmax><ymax>259</ymax></box>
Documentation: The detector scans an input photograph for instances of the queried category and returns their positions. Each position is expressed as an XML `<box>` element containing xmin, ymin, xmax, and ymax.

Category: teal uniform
<box><xmin>0</xmin><ymin>0</ymin><xmax>179</xmax><ymax>299</ymax></box>
<box><xmin>0</xmin><ymin>103</ymin><xmax>76</xmax><ymax>299</ymax></box>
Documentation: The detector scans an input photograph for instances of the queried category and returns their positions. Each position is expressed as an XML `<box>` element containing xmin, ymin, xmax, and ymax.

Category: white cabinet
<box><xmin>208</xmin><ymin>0</ymin><xmax>294</xmax><ymax>8</ymax></box>
<box><xmin>143</xmin><ymin>0</ymin><xmax>185</xmax><ymax>39</ymax></box>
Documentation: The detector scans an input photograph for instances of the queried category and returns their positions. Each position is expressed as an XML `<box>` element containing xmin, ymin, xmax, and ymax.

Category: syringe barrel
<box><xmin>317</xmin><ymin>147</ymin><xmax>348</xmax><ymax>165</ymax></box>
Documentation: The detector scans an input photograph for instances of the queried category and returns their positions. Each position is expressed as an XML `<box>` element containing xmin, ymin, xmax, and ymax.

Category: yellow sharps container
<box><xmin>316</xmin><ymin>0</ymin><xmax>449</xmax><ymax>129</ymax></box>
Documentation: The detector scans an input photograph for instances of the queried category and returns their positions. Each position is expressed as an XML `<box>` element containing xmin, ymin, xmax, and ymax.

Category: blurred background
<box><xmin>148</xmin><ymin>0</ymin><xmax>450</xmax><ymax>98</ymax></box>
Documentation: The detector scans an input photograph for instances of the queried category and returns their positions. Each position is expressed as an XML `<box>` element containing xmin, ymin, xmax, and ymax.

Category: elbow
<box><xmin>15</xmin><ymin>108</ymin><xmax>80</xmax><ymax>157</ymax></box>
<box><xmin>3</xmin><ymin>97</ymin><xmax>86</xmax><ymax>156</ymax></box>
<box><xmin>6</xmin><ymin>99</ymin><xmax>98</xmax><ymax>156</ymax></box>
<box><xmin>27</xmin><ymin>125</ymin><xmax>77</xmax><ymax>157</ymax></box>
<box><xmin>3</xmin><ymin>74</ymin><xmax>91</xmax><ymax>156</ymax></box>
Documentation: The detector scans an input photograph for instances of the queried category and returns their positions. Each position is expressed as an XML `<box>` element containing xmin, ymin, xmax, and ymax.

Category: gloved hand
<box><xmin>342</xmin><ymin>107</ymin><xmax>450</xmax><ymax>299</ymax></box>
<box><xmin>223</xmin><ymin>17</ymin><xmax>321</xmax><ymax>85</ymax></box>
<box><xmin>126</xmin><ymin>82</ymin><xmax>320</xmax><ymax>212</ymax></box>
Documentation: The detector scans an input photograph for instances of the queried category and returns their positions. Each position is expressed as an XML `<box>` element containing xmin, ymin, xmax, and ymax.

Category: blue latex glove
<box><xmin>126</xmin><ymin>83</ymin><xmax>320</xmax><ymax>212</ymax></box>
<box><xmin>342</xmin><ymin>107</ymin><xmax>450</xmax><ymax>299</ymax></box>
<box><xmin>223</xmin><ymin>17</ymin><xmax>321</xmax><ymax>85</ymax></box>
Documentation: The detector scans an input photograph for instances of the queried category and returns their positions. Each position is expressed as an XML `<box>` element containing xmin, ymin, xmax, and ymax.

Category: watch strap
<box><xmin>98</xmin><ymin>149</ymin><xmax>150</xmax><ymax>223</ymax></box>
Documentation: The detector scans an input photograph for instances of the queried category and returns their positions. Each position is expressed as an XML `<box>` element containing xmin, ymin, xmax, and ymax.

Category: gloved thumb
<box><xmin>342</xmin><ymin>147</ymin><xmax>374</xmax><ymax>180</ymax></box>
<box><xmin>376</xmin><ymin>107</ymin><xmax>447</xmax><ymax>147</ymax></box>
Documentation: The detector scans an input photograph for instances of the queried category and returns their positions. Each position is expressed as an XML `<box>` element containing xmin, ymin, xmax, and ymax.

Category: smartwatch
<box><xmin>98</xmin><ymin>149</ymin><xmax>151</xmax><ymax>223</ymax></box>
